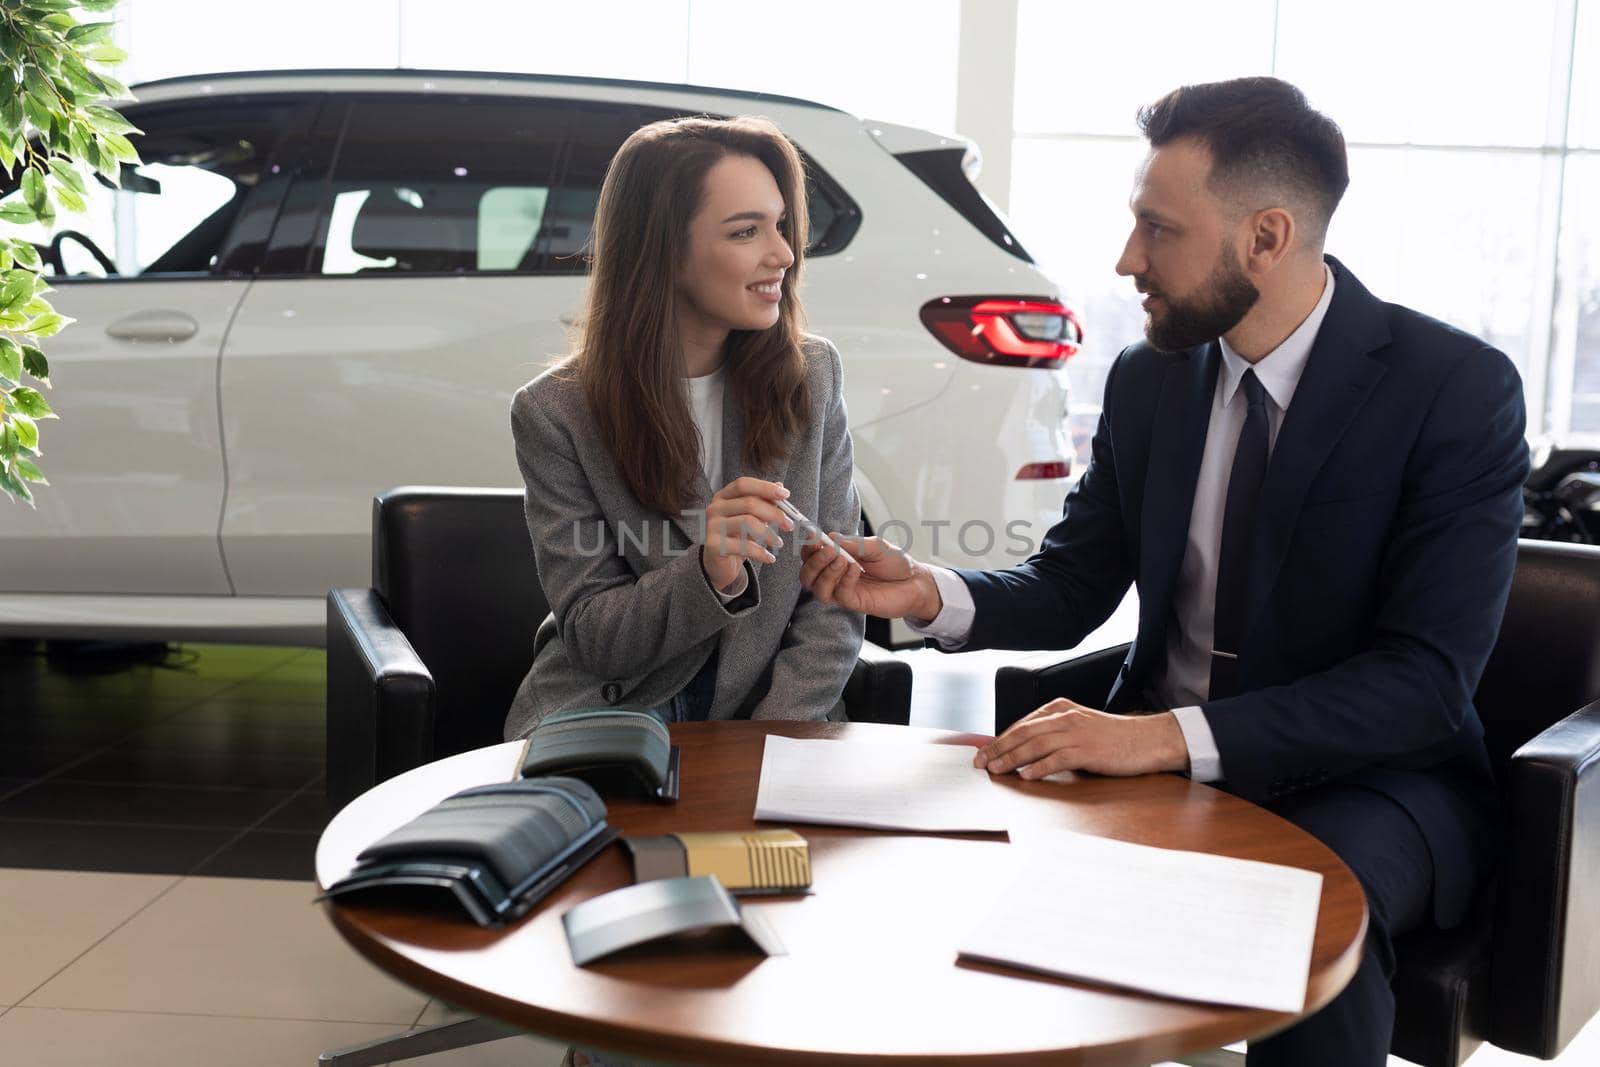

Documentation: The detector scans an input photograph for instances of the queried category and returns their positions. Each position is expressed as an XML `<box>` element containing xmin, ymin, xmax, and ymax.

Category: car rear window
<box><xmin>305</xmin><ymin>95</ymin><xmax>569</xmax><ymax>275</ymax></box>
<box><xmin>894</xmin><ymin>147</ymin><xmax>1033</xmax><ymax>263</ymax></box>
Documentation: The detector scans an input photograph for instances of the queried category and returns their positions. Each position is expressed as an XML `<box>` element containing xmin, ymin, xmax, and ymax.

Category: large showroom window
<box><xmin>391</xmin><ymin>0</ymin><xmax>962</xmax><ymax>136</ymax></box>
<box><xmin>1010</xmin><ymin>0</ymin><xmax>1598</xmax><ymax>449</ymax></box>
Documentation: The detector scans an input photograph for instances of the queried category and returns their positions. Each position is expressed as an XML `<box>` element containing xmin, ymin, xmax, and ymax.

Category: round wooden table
<box><xmin>316</xmin><ymin>721</ymin><xmax>1367</xmax><ymax>1065</ymax></box>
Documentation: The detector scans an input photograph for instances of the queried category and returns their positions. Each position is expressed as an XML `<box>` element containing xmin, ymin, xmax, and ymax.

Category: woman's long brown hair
<box><xmin>568</xmin><ymin>116</ymin><xmax>811</xmax><ymax>516</ymax></box>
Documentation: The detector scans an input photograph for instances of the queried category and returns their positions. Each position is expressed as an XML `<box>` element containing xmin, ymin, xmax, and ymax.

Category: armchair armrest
<box><xmin>841</xmin><ymin>640</ymin><xmax>913</xmax><ymax>725</ymax></box>
<box><xmin>326</xmin><ymin>588</ymin><xmax>437</xmax><ymax>815</ymax></box>
<box><xmin>1490</xmin><ymin>697</ymin><xmax>1600</xmax><ymax>1058</ymax></box>
<box><xmin>994</xmin><ymin>642</ymin><xmax>1132</xmax><ymax>733</ymax></box>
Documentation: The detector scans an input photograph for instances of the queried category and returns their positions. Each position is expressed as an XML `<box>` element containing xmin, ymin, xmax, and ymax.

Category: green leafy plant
<box><xmin>0</xmin><ymin>0</ymin><xmax>139</xmax><ymax>504</ymax></box>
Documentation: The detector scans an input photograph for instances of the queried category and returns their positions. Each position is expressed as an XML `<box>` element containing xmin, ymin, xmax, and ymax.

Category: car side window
<box><xmin>541</xmin><ymin>102</ymin><xmax>859</xmax><ymax>271</ymax></box>
<box><xmin>259</xmin><ymin>93</ymin><xmax>859</xmax><ymax>277</ymax></box>
<box><xmin>304</xmin><ymin>96</ymin><xmax>564</xmax><ymax>276</ymax></box>
<box><xmin>0</xmin><ymin>97</ymin><xmax>302</xmax><ymax>280</ymax></box>
<box><xmin>535</xmin><ymin>102</ymin><xmax>671</xmax><ymax>274</ymax></box>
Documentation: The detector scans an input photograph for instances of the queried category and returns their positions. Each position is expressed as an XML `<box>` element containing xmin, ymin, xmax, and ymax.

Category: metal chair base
<box><xmin>318</xmin><ymin>1016</ymin><xmax>520</xmax><ymax>1066</ymax></box>
<box><xmin>1171</xmin><ymin>1047</ymin><xmax>1246</xmax><ymax>1066</ymax></box>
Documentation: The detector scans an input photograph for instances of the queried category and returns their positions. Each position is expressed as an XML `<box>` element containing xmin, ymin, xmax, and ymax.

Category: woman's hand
<box><xmin>700</xmin><ymin>476</ymin><xmax>793</xmax><ymax>591</ymax></box>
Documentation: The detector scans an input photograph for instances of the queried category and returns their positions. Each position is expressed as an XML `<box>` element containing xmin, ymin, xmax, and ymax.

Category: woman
<box><xmin>504</xmin><ymin>115</ymin><xmax>865</xmax><ymax>740</ymax></box>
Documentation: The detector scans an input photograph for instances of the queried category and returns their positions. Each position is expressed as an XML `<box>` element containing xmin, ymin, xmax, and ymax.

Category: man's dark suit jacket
<box><xmin>953</xmin><ymin>256</ymin><xmax>1529</xmax><ymax>927</ymax></box>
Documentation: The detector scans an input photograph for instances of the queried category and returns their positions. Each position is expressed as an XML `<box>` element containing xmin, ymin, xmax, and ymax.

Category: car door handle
<box><xmin>106</xmin><ymin>311</ymin><xmax>200</xmax><ymax>343</ymax></box>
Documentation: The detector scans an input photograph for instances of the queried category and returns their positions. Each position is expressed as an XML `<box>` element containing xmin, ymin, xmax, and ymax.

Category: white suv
<box><xmin>0</xmin><ymin>70</ymin><xmax>1080</xmax><ymax>646</ymax></box>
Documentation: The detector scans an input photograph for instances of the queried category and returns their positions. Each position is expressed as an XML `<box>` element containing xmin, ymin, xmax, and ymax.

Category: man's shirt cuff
<box><xmin>904</xmin><ymin>566</ymin><xmax>975</xmax><ymax>650</ymax></box>
<box><xmin>1172</xmin><ymin>705</ymin><xmax>1223</xmax><ymax>782</ymax></box>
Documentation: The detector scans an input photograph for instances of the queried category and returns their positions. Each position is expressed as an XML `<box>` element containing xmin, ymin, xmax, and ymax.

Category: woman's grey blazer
<box><xmin>503</xmin><ymin>335</ymin><xmax>865</xmax><ymax>740</ymax></box>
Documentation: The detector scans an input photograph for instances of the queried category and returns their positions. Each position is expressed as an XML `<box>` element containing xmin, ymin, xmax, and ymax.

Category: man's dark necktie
<box><xmin>1210</xmin><ymin>368</ymin><xmax>1269</xmax><ymax>701</ymax></box>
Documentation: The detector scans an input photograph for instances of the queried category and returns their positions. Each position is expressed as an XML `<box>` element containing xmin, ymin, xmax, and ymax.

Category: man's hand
<box><xmin>798</xmin><ymin>534</ymin><xmax>943</xmax><ymax>621</ymax></box>
<box><xmin>973</xmin><ymin>699</ymin><xmax>1190</xmax><ymax>779</ymax></box>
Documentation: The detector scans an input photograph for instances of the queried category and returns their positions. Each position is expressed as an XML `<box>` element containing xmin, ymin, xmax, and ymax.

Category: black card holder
<box><xmin>520</xmin><ymin>708</ymin><xmax>681</xmax><ymax>801</ymax></box>
<box><xmin>320</xmin><ymin>777</ymin><xmax>618</xmax><ymax>927</ymax></box>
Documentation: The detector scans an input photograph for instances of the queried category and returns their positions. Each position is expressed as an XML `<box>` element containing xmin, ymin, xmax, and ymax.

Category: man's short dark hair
<box><xmin>1137</xmin><ymin>77</ymin><xmax>1349</xmax><ymax>247</ymax></box>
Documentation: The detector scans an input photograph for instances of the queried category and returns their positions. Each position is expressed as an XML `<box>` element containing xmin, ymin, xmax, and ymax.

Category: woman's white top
<box><xmin>686</xmin><ymin>365</ymin><xmax>747</xmax><ymax>598</ymax></box>
<box><xmin>686</xmin><ymin>365</ymin><xmax>726</xmax><ymax>491</ymax></box>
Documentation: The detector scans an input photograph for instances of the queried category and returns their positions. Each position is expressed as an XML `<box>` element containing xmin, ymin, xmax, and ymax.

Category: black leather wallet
<box><xmin>520</xmin><ymin>708</ymin><xmax>681</xmax><ymax>801</ymax></box>
<box><xmin>320</xmin><ymin>777</ymin><xmax>618</xmax><ymax>927</ymax></box>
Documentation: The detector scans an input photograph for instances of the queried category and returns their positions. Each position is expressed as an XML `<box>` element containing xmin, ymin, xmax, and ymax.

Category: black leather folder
<box><xmin>321</xmin><ymin>777</ymin><xmax>618</xmax><ymax>927</ymax></box>
<box><xmin>520</xmin><ymin>708</ymin><xmax>680</xmax><ymax>800</ymax></box>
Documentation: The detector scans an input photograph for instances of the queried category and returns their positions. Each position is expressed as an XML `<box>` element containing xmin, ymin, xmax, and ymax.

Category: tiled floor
<box><xmin>1</xmin><ymin>625</ymin><xmax>1597</xmax><ymax>1065</ymax></box>
<box><xmin>0</xmin><ymin>641</ymin><xmax>327</xmax><ymax>881</ymax></box>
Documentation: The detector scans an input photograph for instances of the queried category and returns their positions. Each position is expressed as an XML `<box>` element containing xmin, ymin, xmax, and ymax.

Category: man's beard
<box><xmin>1140</xmin><ymin>246</ymin><xmax>1260</xmax><ymax>353</ymax></box>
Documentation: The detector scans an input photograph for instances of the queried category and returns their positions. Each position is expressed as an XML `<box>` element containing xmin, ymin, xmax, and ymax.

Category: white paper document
<box><xmin>959</xmin><ymin>831</ymin><xmax>1323</xmax><ymax>1013</ymax></box>
<box><xmin>753</xmin><ymin>735</ymin><xmax>1008</xmax><ymax>832</ymax></box>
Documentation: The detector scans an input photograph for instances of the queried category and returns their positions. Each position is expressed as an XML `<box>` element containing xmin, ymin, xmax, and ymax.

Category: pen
<box><xmin>775</xmin><ymin>498</ymin><xmax>864</xmax><ymax>573</ymax></box>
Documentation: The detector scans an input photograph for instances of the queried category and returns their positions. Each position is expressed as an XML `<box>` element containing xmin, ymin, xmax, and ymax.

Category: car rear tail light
<box><xmin>919</xmin><ymin>296</ymin><xmax>1083</xmax><ymax>368</ymax></box>
<box><xmin>1016</xmin><ymin>461</ymin><xmax>1072</xmax><ymax>480</ymax></box>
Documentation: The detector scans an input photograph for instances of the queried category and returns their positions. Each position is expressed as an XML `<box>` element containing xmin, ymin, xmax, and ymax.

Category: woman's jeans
<box><xmin>647</xmin><ymin>648</ymin><xmax>718</xmax><ymax>724</ymax></box>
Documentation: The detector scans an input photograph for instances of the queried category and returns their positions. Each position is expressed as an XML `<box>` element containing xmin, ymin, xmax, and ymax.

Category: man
<box><xmin>800</xmin><ymin>77</ymin><xmax>1527</xmax><ymax>1065</ymax></box>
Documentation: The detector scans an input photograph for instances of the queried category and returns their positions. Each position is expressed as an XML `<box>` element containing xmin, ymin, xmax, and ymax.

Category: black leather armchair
<box><xmin>991</xmin><ymin>540</ymin><xmax>1600</xmax><ymax>1065</ymax></box>
<box><xmin>327</xmin><ymin>486</ymin><xmax>913</xmax><ymax>815</ymax></box>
